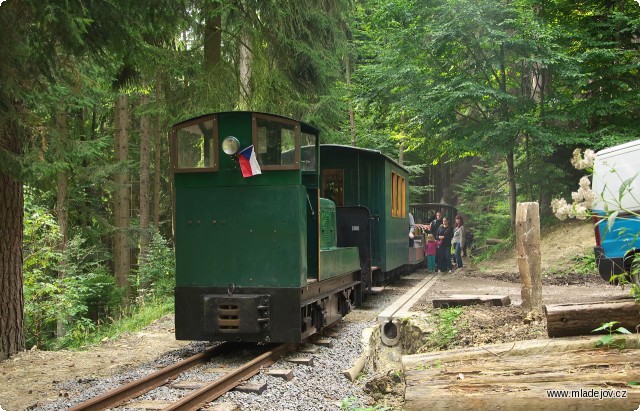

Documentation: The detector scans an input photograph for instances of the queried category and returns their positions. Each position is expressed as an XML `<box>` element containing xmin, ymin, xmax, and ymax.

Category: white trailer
<box><xmin>592</xmin><ymin>139</ymin><xmax>640</xmax><ymax>283</ymax></box>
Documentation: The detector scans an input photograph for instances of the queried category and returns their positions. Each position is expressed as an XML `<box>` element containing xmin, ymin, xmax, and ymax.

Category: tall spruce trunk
<box><xmin>153</xmin><ymin>75</ymin><xmax>163</xmax><ymax>228</ymax></box>
<box><xmin>239</xmin><ymin>30</ymin><xmax>252</xmax><ymax>107</ymax></box>
<box><xmin>204</xmin><ymin>1</ymin><xmax>222</xmax><ymax>78</ymax></box>
<box><xmin>139</xmin><ymin>93</ymin><xmax>151</xmax><ymax>257</ymax></box>
<box><xmin>506</xmin><ymin>151</ymin><xmax>517</xmax><ymax>230</ymax></box>
<box><xmin>55</xmin><ymin>110</ymin><xmax>69</xmax><ymax>338</ymax></box>
<box><xmin>345</xmin><ymin>55</ymin><xmax>356</xmax><ymax>147</ymax></box>
<box><xmin>0</xmin><ymin>115</ymin><xmax>25</xmax><ymax>359</ymax></box>
<box><xmin>153</xmin><ymin>118</ymin><xmax>162</xmax><ymax>228</ymax></box>
<box><xmin>113</xmin><ymin>94</ymin><xmax>131</xmax><ymax>295</ymax></box>
<box><xmin>499</xmin><ymin>43</ymin><xmax>517</xmax><ymax>230</ymax></box>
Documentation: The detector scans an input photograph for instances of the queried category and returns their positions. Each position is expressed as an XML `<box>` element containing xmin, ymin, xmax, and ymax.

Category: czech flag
<box><xmin>238</xmin><ymin>145</ymin><xmax>262</xmax><ymax>178</ymax></box>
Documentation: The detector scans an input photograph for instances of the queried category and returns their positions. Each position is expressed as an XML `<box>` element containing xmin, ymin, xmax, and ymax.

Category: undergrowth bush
<box><xmin>457</xmin><ymin>159</ymin><xmax>512</xmax><ymax>248</ymax></box>
<box><xmin>55</xmin><ymin>298</ymin><xmax>174</xmax><ymax>350</ymax></box>
<box><xmin>133</xmin><ymin>228</ymin><xmax>176</xmax><ymax>303</ymax></box>
<box><xmin>23</xmin><ymin>191</ymin><xmax>175</xmax><ymax>350</ymax></box>
<box><xmin>570</xmin><ymin>253</ymin><xmax>597</xmax><ymax>275</ymax></box>
<box><xmin>418</xmin><ymin>307</ymin><xmax>464</xmax><ymax>352</ymax></box>
<box><xmin>23</xmin><ymin>197</ymin><xmax>118</xmax><ymax>349</ymax></box>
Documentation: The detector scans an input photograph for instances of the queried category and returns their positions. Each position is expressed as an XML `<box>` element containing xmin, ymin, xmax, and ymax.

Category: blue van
<box><xmin>592</xmin><ymin>139</ymin><xmax>640</xmax><ymax>283</ymax></box>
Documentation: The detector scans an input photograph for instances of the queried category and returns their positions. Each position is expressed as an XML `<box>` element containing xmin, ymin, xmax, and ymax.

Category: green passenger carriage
<box><xmin>320</xmin><ymin>145</ymin><xmax>425</xmax><ymax>289</ymax></box>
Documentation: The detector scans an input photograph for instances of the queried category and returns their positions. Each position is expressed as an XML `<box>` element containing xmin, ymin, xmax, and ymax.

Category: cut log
<box><xmin>403</xmin><ymin>335</ymin><xmax>640</xmax><ymax>411</ymax></box>
<box><xmin>403</xmin><ymin>335</ymin><xmax>640</xmax><ymax>370</ymax></box>
<box><xmin>544</xmin><ymin>299</ymin><xmax>640</xmax><ymax>338</ymax></box>
<box><xmin>432</xmin><ymin>295</ymin><xmax>511</xmax><ymax>308</ymax></box>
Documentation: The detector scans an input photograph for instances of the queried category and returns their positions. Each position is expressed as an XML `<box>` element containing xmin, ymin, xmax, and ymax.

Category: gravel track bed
<box><xmin>33</xmin><ymin>274</ymin><xmax>423</xmax><ymax>411</ymax></box>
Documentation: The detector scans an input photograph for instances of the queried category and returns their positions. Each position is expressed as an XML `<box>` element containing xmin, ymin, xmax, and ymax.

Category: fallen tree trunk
<box><xmin>544</xmin><ymin>299</ymin><xmax>640</xmax><ymax>338</ymax></box>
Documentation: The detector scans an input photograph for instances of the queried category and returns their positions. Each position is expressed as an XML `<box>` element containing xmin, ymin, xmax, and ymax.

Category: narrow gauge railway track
<box><xmin>67</xmin><ymin>342</ymin><xmax>296</xmax><ymax>411</ymax></box>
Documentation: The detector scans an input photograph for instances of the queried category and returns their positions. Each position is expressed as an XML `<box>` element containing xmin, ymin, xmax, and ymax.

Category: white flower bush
<box><xmin>570</xmin><ymin>148</ymin><xmax>596</xmax><ymax>170</ymax></box>
<box><xmin>551</xmin><ymin>149</ymin><xmax>597</xmax><ymax>220</ymax></box>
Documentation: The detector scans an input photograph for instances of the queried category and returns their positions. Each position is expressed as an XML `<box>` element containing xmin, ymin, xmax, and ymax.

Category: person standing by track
<box><xmin>425</xmin><ymin>234</ymin><xmax>438</xmax><ymax>272</ymax></box>
<box><xmin>436</xmin><ymin>217</ymin><xmax>454</xmax><ymax>272</ymax></box>
<box><xmin>452</xmin><ymin>215</ymin><xmax>467</xmax><ymax>269</ymax></box>
<box><xmin>430</xmin><ymin>211</ymin><xmax>443</xmax><ymax>235</ymax></box>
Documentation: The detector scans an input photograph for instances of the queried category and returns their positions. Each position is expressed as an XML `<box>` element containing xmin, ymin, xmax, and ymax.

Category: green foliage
<box><xmin>457</xmin><ymin>159</ymin><xmax>512</xmax><ymax>246</ymax></box>
<box><xmin>168</xmin><ymin>0</ymin><xmax>352</xmax><ymax>128</ymax></box>
<box><xmin>570</xmin><ymin>253</ymin><xmax>597</xmax><ymax>275</ymax></box>
<box><xmin>420</xmin><ymin>307</ymin><xmax>464</xmax><ymax>351</ymax></box>
<box><xmin>472</xmin><ymin>234</ymin><xmax>516</xmax><ymax>265</ymax></box>
<box><xmin>592</xmin><ymin>321</ymin><xmax>632</xmax><ymax>350</ymax></box>
<box><xmin>133</xmin><ymin>228</ymin><xmax>176</xmax><ymax>302</ymax></box>
<box><xmin>610</xmin><ymin>257</ymin><xmax>640</xmax><ymax>302</ymax></box>
<box><xmin>352</xmin><ymin>0</ymin><xmax>640</xmax><ymax>232</ymax></box>
<box><xmin>23</xmin><ymin>189</ymin><xmax>122</xmax><ymax>349</ymax></box>
<box><xmin>56</xmin><ymin>299</ymin><xmax>173</xmax><ymax>350</ymax></box>
<box><xmin>22</xmin><ymin>194</ymin><xmax>64</xmax><ymax>348</ymax></box>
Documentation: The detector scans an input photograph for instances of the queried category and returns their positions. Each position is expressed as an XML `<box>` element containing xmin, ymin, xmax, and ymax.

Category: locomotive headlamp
<box><xmin>222</xmin><ymin>136</ymin><xmax>241</xmax><ymax>155</ymax></box>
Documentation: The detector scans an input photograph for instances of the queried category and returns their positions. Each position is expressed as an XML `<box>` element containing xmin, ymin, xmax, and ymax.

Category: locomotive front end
<box><xmin>171</xmin><ymin>112</ymin><xmax>359</xmax><ymax>343</ymax></box>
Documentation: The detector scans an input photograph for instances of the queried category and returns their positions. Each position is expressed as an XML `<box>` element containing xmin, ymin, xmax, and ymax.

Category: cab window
<box><xmin>172</xmin><ymin>116</ymin><xmax>218</xmax><ymax>172</ymax></box>
<box><xmin>300</xmin><ymin>132</ymin><xmax>317</xmax><ymax>172</ymax></box>
<box><xmin>253</xmin><ymin>114</ymin><xmax>299</xmax><ymax>170</ymax></box>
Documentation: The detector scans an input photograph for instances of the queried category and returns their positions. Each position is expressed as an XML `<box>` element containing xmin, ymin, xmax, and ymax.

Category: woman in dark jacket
<box><xmin>436</xmin><ymin>217</ymin><xmax>454</xmax><ymax>272</ymax></box>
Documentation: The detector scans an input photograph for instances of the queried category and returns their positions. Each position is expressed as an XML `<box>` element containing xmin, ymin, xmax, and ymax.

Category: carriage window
<box><xmin>300</xmin><ymin>132</ymin><xmax>317</xmax><ymax>171</ymax></box>
<box><xmin>254</xmin><ymin>115</ymin><xmax>299</xmax><ymax>169</ymax></box>
<box><xmin>391</xmin><ymin>172</ymin><xmax>406</xmax><ymax>218</ymax></box>
<box><xmin>173</xmin><ymin>118</ymin><xmax>217</xmax><ymax>171</ymax></box>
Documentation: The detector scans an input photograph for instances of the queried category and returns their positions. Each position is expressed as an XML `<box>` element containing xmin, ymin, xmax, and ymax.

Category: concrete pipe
<box><xmin>380</xmin><ymin>320</ymin><xmax>400</xmax><ymax>347</ymax></box>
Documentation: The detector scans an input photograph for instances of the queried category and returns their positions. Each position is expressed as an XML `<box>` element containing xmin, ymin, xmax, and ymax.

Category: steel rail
<box><xmin>162</xmin><ymin>343</ymin><xmax>297</xmax><ymax>411</ymax></box>
<box><xmin>67</xmin><ymin>343</ymin><xmax>228</xmax><ymax>411</ymax></box>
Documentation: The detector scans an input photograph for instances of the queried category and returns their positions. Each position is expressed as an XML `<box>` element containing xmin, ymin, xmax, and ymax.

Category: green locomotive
<box><xmin>171</xmin><ymin>112</ymin><xmax>422</xmax><ymax>343</ymax></box>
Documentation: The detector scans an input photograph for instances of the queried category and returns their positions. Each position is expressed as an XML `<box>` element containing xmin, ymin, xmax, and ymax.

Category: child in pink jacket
<box><xmin>425</xmin><ymin>234</ymin><xmax>438</xmax><ymax>272</ymax></box>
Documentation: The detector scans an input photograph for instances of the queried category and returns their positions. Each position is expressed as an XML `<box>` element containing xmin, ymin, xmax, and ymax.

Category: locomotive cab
<box><xmin>171</xmin><ymin>112</ymin><xmax>360</xmax><ymax>343</ymax></box>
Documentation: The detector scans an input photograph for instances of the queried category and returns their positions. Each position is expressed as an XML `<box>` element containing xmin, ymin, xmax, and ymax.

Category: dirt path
<box><xmin>0</xmin><ymin>316</ymin><xmax>189</xmax><ymax>410</ymax></box>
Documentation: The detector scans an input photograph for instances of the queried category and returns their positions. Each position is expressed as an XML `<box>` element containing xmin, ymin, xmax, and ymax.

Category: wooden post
<box><xmin>516</xmin><ymin>202</ymin><xmax>542</xmax><ymax>317</ymax></box>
